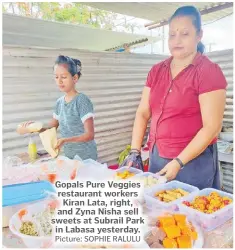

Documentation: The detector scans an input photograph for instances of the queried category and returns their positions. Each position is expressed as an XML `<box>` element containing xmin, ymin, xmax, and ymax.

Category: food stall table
<box><xmin>2</xmin><ymin>219</ymin><xmax>233</xmax><ymax>248</ymax></box>
<box><xmin>2</xmin><ymin>153</ymin><xmax>233</xmax><ymax>248</ymax></box>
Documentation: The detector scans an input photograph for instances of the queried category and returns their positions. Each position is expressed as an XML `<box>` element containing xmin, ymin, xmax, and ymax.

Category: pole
<box><xmin>150</xmin><ymin>30</ymin><xmax>153</xmax><ymax>54</ymax></box>
<box><xmin>162</xmin><ymin>26</ymin><xmax>165</xmax><ymax>53</ymax></box>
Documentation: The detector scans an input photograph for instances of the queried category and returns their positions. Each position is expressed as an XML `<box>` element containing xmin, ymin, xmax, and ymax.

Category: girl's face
<box><xmin>54</xmin><ymin>64</ymin><xmax>78</xmax><ymax>93</ymax></box>
<box><xmin>168</xmin><ymin>16</ymin><xmax>202</xmax><ymax>59</ymax></box>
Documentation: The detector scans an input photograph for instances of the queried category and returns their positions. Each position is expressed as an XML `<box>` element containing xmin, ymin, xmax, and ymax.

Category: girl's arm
<box><xmin>131</xmin><ymin>87</ymin><xmax>151</xmax><ymax>150</ymax></box>
<box><xmin>55</xmin><ymin>118</ymin><xmax>94</xmax><ymax>150</ymax></box>
<box><xmin>64</xmin><ymin>117</ymin><xmax>94</xmax><ymax>143</ymax></box>
<box><xmin>17</xmin><ymin>118</ymin><xmax>59</xmax><ymax>134</ymax></box>
<box><xmin>39</xmin><ymin>118</ymin><xmax>59</xmax><ymax>133</ymax></box>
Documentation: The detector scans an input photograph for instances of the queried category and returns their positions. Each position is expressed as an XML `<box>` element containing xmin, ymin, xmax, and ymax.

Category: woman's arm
<box><xmin>177</xmin><ymin>89</ymin><xmax>226</xmax><ymax>163</ymax></box>
<box><xmin>159</xmin><ymin>89</ymin><xmax>226</xmax><ymax>179</ymax></box>
<box><xmin>131</xmin><ymin>87</ymin><xmax>151</xmax><ymax>150</ymax></box>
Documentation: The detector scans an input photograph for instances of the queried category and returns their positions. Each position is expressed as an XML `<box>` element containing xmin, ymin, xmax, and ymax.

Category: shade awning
<box><xmin>85</xmin><ymin>2</ymin><xmax>233</xmax><ymax>28</ymax></box>
<box><xmin>3</xmin><ymin>14</ymin><xmax>160</xmax><ymax>51</ymax></box>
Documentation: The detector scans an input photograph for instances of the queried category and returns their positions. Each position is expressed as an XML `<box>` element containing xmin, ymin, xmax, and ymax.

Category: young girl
<box><xmin>20</xmin><ymin>55</ymin><xmax>97</xmax><ymax>160</ymax></box>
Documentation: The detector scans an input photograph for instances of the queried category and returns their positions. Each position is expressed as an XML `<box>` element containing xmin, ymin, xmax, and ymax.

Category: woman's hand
<box><xmin>157</xmin><ymin>160</ymin><xmax>181</xmax><ymax>181</ymax></box>
<box><xmin>55</xmin><ymin>138</ymin><xmax>67</xmax><ymax>150</ymax></box>
<box><xmin>121</xmin><ymin>151</ymin><xmax>144</xmax><ymax>171</ymax></box>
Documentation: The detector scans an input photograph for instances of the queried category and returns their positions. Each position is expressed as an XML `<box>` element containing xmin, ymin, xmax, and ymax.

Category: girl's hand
<box><xmin>157</xmin><ymin>160</ymin><xmax>181</xmax><ymax>181</ymax></box>
<box><xmin>20</xmin><ymin>121</ymin><xmax>35</xmax><ymax>128</ymax></box>
<box><xmin>55</xmin><ymin>138</ymin><xmax>66</xmax><ymax>150</ymax></box>
<box><xmin>17</xmin><ymin>121</ymin><xmax>35</xmax><ymax>135</ymax></box>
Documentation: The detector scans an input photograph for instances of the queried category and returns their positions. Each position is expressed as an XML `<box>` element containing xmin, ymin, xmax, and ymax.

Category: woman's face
<box><xmin>54</xmin><ymin>64</ymin><xmax>77</xmax><ymax>93</ymax></box>
<box><xmin>168</xmin><ymin>16</ymin><xmax>202</xmax><ymax>59</ymax></box>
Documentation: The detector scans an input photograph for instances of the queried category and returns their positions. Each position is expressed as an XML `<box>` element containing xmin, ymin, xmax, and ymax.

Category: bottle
<box><xmin>28</xmin><ymin>136</ymin><xmax>37</xmax><ymax>162</ymax></box>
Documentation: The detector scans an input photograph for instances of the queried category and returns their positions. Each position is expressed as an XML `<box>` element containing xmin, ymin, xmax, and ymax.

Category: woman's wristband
<box><xmin>174</xmin><ymin>157</ymin><xmax>184</xmax><ymax>169</ymax></box>
<box><xmin>130</xmin><ymin>148</ymin><xmax>141</xmax><ymax>154</ymax></box>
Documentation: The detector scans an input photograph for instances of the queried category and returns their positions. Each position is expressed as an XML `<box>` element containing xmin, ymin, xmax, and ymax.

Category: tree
<box><xmin>2</xmin><ymin>2</ymin><xmax>140</xmax><ymax>33</ymax></box>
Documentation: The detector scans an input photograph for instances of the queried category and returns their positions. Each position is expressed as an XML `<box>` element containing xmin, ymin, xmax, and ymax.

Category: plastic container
<box><xmin>144</xmin><ymin>210</ymin><xmax>204</xmax><ymax>248</ymax></box>
<box><xmin>2</xmin><ymin>181</ymin><xmax>56</xmax><ymax>228</ymax></box>
<box><xmin>9</xmin><ymin>199</ymin><xmax>54</xmax><ymax>248</ymax></box>
<box><xmin>135</xmin><ymin>172</ymin><xmax>167</xmax><ymax>188</ymax></box>
<box><xmin>178</xmin><ymin>188</ymin><xmax>233</xmax><ymax>232</ymax></box>
<box><xmin>83</xmin><ymin>158</ymin><xmax>107</xmax><ymax>169</ymax></box>
<box><xmin>144</xmin><ymin>181</ymin><xmax>199</xmax><ymax>211</ymax></box>
<box><xmin>219</xmin><ymin>132</ymin><xmax>233</xmax><ymax>142</ymax></box>
<box><xmin>133</xmin><ymin>172</ymin><xmax>167</xmax><ymax>204</ymax></box>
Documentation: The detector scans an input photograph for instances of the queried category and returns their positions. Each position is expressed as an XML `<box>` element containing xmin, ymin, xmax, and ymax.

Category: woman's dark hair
<box><xmin>169</xmin><ymin>6</ymin><xmax>205</xmax><ymax>54</ymax></box>
<box><xmin>54</xmin><ymin>55</ymin><xmax>82</xmax><ymax>77</ymax></box>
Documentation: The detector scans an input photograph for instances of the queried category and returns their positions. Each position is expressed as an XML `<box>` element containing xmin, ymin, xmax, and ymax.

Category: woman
<box><xmin>19</xmin><ymin>55</ymin><xmax>97</xmax><ymax>160</ymax></box>
<box><xmin>124</xmin><ymin>6</ymin><xmax>227</xmax><ymax>190</ymax></box>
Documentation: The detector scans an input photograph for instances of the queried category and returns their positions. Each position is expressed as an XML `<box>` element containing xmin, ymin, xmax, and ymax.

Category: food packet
<box><xmin>39</xmin><ymin>128</ymin><xmax>59</xmax><ymax>158</ymax></box>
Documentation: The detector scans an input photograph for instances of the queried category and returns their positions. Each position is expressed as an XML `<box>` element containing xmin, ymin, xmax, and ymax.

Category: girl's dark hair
<box><xmin>169</xmin><ymin>6</ymin><xmax>205</xmax><ymax>54</ymax></box>
<box><xmin>54</xmin><ymin>55</ymin><xmax>82</xmax><ymax>77</ymax></box>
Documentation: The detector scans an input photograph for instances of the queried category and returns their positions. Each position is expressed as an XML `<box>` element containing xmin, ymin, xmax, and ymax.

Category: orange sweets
<box><xmin>70</xmin><ymin>167</ymin><xmax>77</xmax><ymax>180</ymax></box>
<box><xmin>173</xmin><ymin>214</ymin><xmax>186</xmax><ymax>223</ymax></box>
<box><xmin>177</xmin><ymin>235</ymin><xmax>192</xmax><ymax>248</ymax></box>
<box><xmin>182</xmin><ymin>191</ymin><xmax>232</xmax><ymax>214</ymax></box>
<box><xmin>115</xmin><ymin>170</ymin><xmax>135</xmax><ymax>180</ymax></box>
<box><xmin>163</xmin><ymin>238</ymin><xmax>178</xmax><ymax>248</ymax></box>
<box><xmin>164</xmin><ymin>225</ymin><xmax>181</xmax><ymax>239</ymax></box>
<box><xmin>18</xmin><ymin>209</ymin><xmax>27</xmax><ymax>220</ymax></box>
<box><xmin>191</xmin><ymin>231</ymin><xmax>198</xmax><ymax>241</ymax></box>
<box><xmin>159</xmin><ymin>216</ymin><xmax>176</xmax><ymax>227</ymax></box>
<box><xmin>47</xmin><ymin>173</ymin><xmax>57</xmax><ymax>184</ymax></box>
<box><xmin>180</xmin><ymin>225</ymin><xmax>192</xmax><ymax>237</ymax></box>
<box><xmin>156</xmin><ymin>213</ymin><xmax>198</xmax><ymax>248</ymax></box>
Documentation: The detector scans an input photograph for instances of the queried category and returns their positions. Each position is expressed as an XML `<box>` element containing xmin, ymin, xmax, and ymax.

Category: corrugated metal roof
<box><xmin>2</xmin><ymin>46</ymin><xmax>165</xmax><ymax>164</ymax></box>
<box><xmin>85</xmin><ymin>2</ymin><xmax>233</xmax><ymax>24</ymax></box>
<box><xmin>2</xmin><ymin>46</ymin><xmax>233</xmax><ymax>166</ymax></box>
<box><xmin>221</xmin><ymin>162</ymin><xmax>233</xmax><ymax>193</ymax></box>
<box><xmin>2</xmin><ymin>14</ymin><xmax>159</xmax><ymax>51</ymax></box>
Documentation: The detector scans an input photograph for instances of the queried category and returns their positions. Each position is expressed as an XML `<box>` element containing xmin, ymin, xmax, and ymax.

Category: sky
<box><xmin>123</xmin><ymin>14</ymin><xmax>233</xmax><ymax>54</ymax></box>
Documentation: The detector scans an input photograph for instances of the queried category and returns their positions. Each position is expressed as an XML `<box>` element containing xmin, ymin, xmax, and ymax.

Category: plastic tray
<box><xmin>144</xmin><ymin>181</ymin><xmax>199</xmax><ymax>211</ymax></box>
<box><xmin>2</xmin><ymin>181</ymin><xmax>55</xmax><ymax>228</ymax></box>
<box><xmin>178</xmin><ymin>188</ymin><xmax>233</xmax><ymax>232</ymax></box>
<box><xmin>9</xmin><ymin>199</ymin><xmax>54</xmax><ymax>248</ymax></box>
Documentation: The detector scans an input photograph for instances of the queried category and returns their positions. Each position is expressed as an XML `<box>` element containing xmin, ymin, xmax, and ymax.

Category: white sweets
<box><xmin>138</xmin><ymin>175</ymin><xmax>167</xmax><ymax>188</ymax></box>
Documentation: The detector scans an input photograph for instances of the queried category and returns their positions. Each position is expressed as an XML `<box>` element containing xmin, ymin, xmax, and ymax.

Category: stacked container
<box><xmin>144</xmin><ymin>181</ymin><xmax>199</xmax><ymax>211</ymax></box>
<box><xmin>178</xmin><ymin>188</ymin><xmax>233</xmax><ymax>231</ymax></box>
